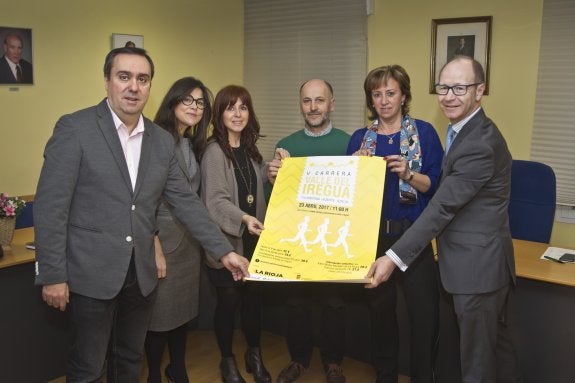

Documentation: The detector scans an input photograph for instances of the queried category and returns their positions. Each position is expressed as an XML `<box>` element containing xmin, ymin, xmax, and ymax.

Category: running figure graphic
<box><xmin>308</xmin><ymin>218</ymin><xmax>332</xmax><ymax>255</ymax></box>
<box><xmin>327</xmin><ymin>220</ymin><xmax>353</xmax><ymax>258</ymax></box>
<box><xmin>280</xmin><ymin>216</ymin><xmax>312</xmax><ymax>252</ymax></box>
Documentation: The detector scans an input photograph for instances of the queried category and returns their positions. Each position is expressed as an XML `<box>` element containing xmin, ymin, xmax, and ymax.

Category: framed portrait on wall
<box><xmin>112</xmin><ymin>33</ymin><xmax>144</xmax><ymax>49</ymax></box>
<box><xmin>430</xmin><ymin>16</ymin><xmax>492</xmax><ymax>94</ymax></box>
<box><xmin>0</xmin><ymin>27</ymin><xmax>33</xmax><ymax>85</ymax></box>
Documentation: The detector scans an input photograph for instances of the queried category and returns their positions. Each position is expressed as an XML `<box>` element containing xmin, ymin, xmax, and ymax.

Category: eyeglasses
<box><xmin>434</xmin><ymin>83</ymin><xmax>482</xmax><ymax>96</ymax></box>
<box><xmin>181</xmin><ymin>95</ymin><xmax>206</xmax><ymax>109</ymax></box>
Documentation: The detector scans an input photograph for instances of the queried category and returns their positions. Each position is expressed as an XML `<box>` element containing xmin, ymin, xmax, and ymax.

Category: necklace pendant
<box><xmin>247</xmin><ymin>194</ymin><xmax>254</xmax><ymax>206</ymax></box>
<box><xmin>388</xmin><ymin>137</ymin><xmax>393</xmax><ymax>144</ymax></box>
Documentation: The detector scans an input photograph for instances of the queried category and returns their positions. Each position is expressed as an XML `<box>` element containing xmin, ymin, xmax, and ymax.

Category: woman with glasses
<box><xmin>347</xmin><ymin>65</ymin><xmax>444</xmax><ymax>383</ymax></box>
<box><xmin>200</xmin><ymin>85</ymin><xmax>271</xmax><ymax>383</ymax></box>
<box><xmin>144</xmin><ymin>77</ymin><xmax>212</xmax><ymax>383</ymax></box>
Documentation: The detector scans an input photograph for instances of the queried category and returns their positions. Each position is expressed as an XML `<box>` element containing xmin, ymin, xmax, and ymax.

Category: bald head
<box><xmin>299</xmin><ymin>78</ymin><xmax>335</xmax><ymax>133</ymax></box>
<box><xmin>299</xmin><ymin>79</ymin><xmax>334</xmax><ymax>97</ymax></box>
<box><xmin>440</xmin><ymin>56</ymin><xmax>485</xmax><ymax>84</ymax></box>
<box><xmin>3</xmin><ymin>33</ymin><xmax>24</xmax><ymax>64</ymax></box>
<box><xmin>437</xmin><ymin>57</ymin><xmax>486</xmax><ymax>123</ymax></box>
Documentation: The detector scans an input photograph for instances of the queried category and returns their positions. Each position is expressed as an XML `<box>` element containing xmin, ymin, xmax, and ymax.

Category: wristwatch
<box><xmin>406</xmin><ymin>171</ymin><xmax>414</xmax><ymax>182</ymax></box>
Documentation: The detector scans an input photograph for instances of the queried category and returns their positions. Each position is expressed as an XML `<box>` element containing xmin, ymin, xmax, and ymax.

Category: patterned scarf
<box><xmin>360</xmin><ymin>114</ymin><xmax>422</xmax><ymax>204</ymax></box>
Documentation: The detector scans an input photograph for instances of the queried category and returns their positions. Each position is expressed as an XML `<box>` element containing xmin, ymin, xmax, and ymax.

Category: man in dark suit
<box><xmin>366</xmin><ymin>57</ymin><xmax>521</xmax><ymax>383</ymax></box>
<box><xmin>0</xmin><ymin>32</ymin><xmax>33</xmax><ymax>84</ymax></box>
<box><xmin>34</xmin><ymin>47</ymin><xmax>249</xmax><ymax>382</ymax></box>
<box><xmin>452</xmin><ymin>37</ymin><xmax>474</xmax><ymax>59</ymax></box>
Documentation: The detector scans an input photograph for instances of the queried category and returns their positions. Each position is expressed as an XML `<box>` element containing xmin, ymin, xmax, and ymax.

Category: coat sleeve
<box><xmin>34</xmin><ymin>115</ymin><xmax>81</xmax><ymax>285</ymax></box>
<box><xmin>162</xmin><ymin>141</ymin><xmax>234</xmax><ymax>263</ymax></box>
<box><xmin>391</xmin><ymin>129</ymin><xmax>496</xmax><ymax>267</ymax></box>
<box><xmin>418</xmin><ymin>120</ymin><xmax>444</xmax><ymax>196</ymax></box>
<box><xmin>200</xmin><ymin>143</ymin><xmax>246</xmax><ymax>238</ymax></box>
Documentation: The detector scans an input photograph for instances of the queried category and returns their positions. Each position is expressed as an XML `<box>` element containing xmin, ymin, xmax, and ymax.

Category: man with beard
<box><xmin>268</xmin><ymin>79</ymin><xmax>350</xmax><ymax>383</ymax></box>
<box><xmin>271</xmin><ymin>79</ymin><xmax>350</xmax><ymax>157</ymax></box>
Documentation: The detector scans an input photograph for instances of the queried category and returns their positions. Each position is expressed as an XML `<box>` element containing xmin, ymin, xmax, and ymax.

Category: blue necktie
<box><xmin>445</xmin><ymin>124</ymin><xmax>456</xmax><ymax>154</ymax></box>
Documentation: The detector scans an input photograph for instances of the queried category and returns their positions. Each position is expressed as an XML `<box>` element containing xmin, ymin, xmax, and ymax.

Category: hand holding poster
<box><xmin>248</xmin><ymin>156</ymin><xmax>386</xmax><ymax>282</ymax></box>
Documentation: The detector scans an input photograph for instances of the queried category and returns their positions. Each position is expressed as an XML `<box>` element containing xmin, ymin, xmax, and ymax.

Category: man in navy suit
<box><xmin>0</xmin><ymin>32</ymin><xmax>33</xmax><ymax>84</ymax></box>
<box><xmin>452</xmin><ymin>37</ymin><xmax>474</xmax><ymax>59</ymax></box>
<box><xmin>35</xmin><ymin>47</ymin><xmax>250</xmax><ymax>382</ymax></box>
<box><xmin>366</xmin><ymin>57</ymin><xmax>521</xmax><ymax>383</ymax></box>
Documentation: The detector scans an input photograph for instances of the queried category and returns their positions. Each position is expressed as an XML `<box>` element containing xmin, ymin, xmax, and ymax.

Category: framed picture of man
<box><xmin>112</xmin><ymin>33</ymin><xmax>144</xmax><ymax>49</ymax></box>
<box><xmin>0</xmin><ymin>27</ymin><xmax>33</xmax><ymax>85</ymax></box>
<box><xmin>430</xmin><ymin>16</ymin><xmax>492</xmax><ymax>94</ymax></box>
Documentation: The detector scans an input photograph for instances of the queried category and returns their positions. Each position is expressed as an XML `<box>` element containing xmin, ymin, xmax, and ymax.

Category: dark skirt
<box><xmin>207</xmin><ymin>229</ymin><xmax>258</xmax><ymax>288</ymax></box>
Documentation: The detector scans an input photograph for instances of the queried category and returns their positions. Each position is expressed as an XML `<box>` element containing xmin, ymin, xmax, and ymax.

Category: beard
<box><xmin>304</xmin><ymin>113</ymin><xmax>328</xmax><ymax>129</ymax></box>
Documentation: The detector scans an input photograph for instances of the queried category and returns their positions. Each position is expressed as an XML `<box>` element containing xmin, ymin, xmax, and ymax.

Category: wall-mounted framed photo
<box><xmin>112</xmin><ymin>33</ymin><xmax>144</xmax><ymax>49</ymax></box>
<box><xmin>430</xmin><ymin>16</ymin><xmax>492</xmax><ymax>94</ymax></box>
<box><xmin>0</xmin><ymin>26</ymin><xmax>33</xmax><ymax>85</ymax></box>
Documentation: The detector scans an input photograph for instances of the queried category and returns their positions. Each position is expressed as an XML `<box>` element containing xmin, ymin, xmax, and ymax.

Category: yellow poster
<box><xmin>248</xmin><ymin>156</ymin><xmax>386</xmax><ymax>282</ymax></box>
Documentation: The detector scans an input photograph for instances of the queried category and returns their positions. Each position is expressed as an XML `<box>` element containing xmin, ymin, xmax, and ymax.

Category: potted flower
<box><xmin>0</xmin><ymin>193</ymin><xmax>27</xmax><ymax>247</ymax></box>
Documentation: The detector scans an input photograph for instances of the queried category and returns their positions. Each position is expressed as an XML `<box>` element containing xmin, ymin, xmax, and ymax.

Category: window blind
<box><xmin>244</xmin><ymin>0</ymin><xmax>368</xmax><ymax>160</ymax></box>
<box><xmin>531</xmin><ymin>0</ymin><xmax>575</xmax><ymax>205</ymax></box>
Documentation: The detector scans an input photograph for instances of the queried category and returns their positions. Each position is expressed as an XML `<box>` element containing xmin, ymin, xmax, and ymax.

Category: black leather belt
<box><xmin>383</xmin><ymin>219</ymin><xmax>412</xmax><ymax>235</ymax></box>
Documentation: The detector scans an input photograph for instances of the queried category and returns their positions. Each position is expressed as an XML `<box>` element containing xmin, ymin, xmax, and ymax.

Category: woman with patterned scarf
<box><xmin>347</xmin><ymin>65</ymin><xmax>444</xmax><ymax>383</ymax></box>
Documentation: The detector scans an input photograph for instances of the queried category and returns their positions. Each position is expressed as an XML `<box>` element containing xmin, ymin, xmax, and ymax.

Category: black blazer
<box><xmin>0</xmin><ymin>56</ymin><xmax>33</xmax><ymax>84</ymax></box>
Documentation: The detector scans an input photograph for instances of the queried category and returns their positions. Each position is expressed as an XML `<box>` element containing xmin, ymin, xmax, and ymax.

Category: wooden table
<box><xmin>2</xmin><ymin>229</ymin><xmax>574</xmax><ymax>382</ymax></box>
<box><xmin>5</xmin><ymin>228</ymin><xmax>572</xmax><ymax>284</ymax></box>
<box><xmin>512</xmin><ymin>240</ymin><xmax>575</xmax><ymax>382</ymax></box>
<box><xmin>513</xmin><ymin>239</ymin><xmax>575</xmax><ymax>287</ymax></box>
<box><xmin>0</xmin><ymin>226</ymin><xmax>35</xmax><ymax>269</ymax></box>
<box><xmin>0</xmin><ymin>227</ymin><xmax>69</xmax><ymax>383</ymax></box>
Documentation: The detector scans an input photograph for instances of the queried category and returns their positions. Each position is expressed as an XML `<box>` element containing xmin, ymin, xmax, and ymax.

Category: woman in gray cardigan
<box><xmin>201</xmin><ymin>85</ymin><xmax>271</xmax><ymax>383</ymax></box>
<box><xmin>145</xmin><ymin>77</ymin><xmax>213</xmax><ymax>383</ymax></box>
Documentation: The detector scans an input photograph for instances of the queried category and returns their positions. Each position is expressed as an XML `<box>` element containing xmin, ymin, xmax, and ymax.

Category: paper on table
<box><xmin>540</xmin><ymin>247</ymin><xmax>575</xmax><ymax>263</ymax></box>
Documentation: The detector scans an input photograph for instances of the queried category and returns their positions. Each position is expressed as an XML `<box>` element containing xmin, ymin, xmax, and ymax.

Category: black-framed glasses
<box><xmin>434</xmin><ymin>83</ymin><xmax>482</xmax><ymax>96</ymax></box>
<box><xmin>181</xmin><ymin>95</ymin><xmax>206</xmax><ymax>109</ymax></box>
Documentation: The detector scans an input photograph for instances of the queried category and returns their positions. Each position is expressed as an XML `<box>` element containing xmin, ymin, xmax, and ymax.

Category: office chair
<box><xmin>15</xmin><ymin>201</ymin><xmax>34</xmax><ymax>229</ymax></box>
<box><xmin>508</xmin><ymin>160</ymin><xmax>556</xmax><ymax>243</ymax></box>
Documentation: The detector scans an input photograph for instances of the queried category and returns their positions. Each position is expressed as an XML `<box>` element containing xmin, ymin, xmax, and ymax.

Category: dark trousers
<box><xmin>285</xmin><ymin>283</ymin><xmax>347</xmax><ymax>367</ymax></box>
<box><xmin>369</xmin><ymin>237</ymin><xmax>439</xmax><ymax>383</ymax></box>
<box><xmin>213</xmin><ymin>281</ymin><xmax>263</xmax><ymax>357</ymax></box>
<box><xmin>453</xmin><ymin>284</ymin><xmax>522</xmax><ymax>383</ymax></box>
<box><xmin>145</xmin><ymin>324</ymin><xmax>189</xmax><ymax>383</ymax></box>
<box><xmin>67</xmin><ymin>257</ymin><xmax>157</xmax><ymax>383</ymax></box>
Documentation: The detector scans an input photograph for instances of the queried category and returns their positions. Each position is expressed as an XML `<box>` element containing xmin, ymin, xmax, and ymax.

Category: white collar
<box><xmin>106</xmin><ymin>99</ymin><xmax>145</xmax><ymax>134</ymax></box>
<box><xmin>451</xmin><ymin>107</ymin><xmax>482</xmax><ymax>134</ymax></box>
<box><xmin>303</xmin><ymin>122</ymin><xmax>333</xmax><ymax>137</ymax></box>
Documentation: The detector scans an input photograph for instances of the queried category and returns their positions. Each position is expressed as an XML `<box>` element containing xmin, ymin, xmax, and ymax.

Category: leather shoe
<box><xmin>324</xmin><ymin>363</ymin><xmax>346</xmax><ymax>383</ymax></box>
<box><xmin>244</xmin><ymin>347</ymin><xmax>272</xmax><ymax>383</ymax></box>
<box><xmin>220</xmin><ymin>356</ymin><xmax>246</xmax><ymax>383</ymax></box>
<box><xmin>277</xmin><ymin>361</ymin><xmax>305</xmax><ymax>383</ymax></box>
